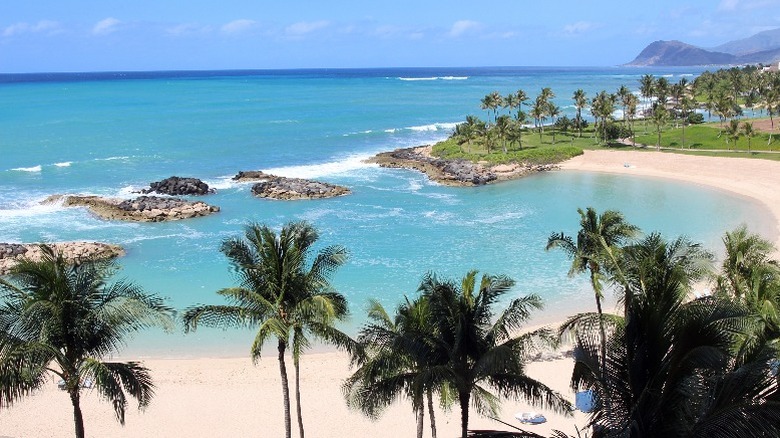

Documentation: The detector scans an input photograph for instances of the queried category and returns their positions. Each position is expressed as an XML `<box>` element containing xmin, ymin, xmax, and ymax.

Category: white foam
<box><xmin>263</xmin><ymin>152</ymin><xmax>378</xmax><ymax>179</ymax></box>
<box><xmin>398</xmin><ymin>76</ymin><xmax>468</xmax><ymax>81</ymax></box>
<box><xmin>54</xmin><ymin>162</ymin><xmax>72</xmax><ymax>167</ymax></box>
<box><xmin>407</xmin><ymin>122</ymin><xmax>459</xmax><ymax>132</ymax></box>
<box><xmin>0</xmin><ymin>199</ymin><xmax>63</xmax><ymax>219</ymax></box>
<box><xmin>95</xmin><ymin>156</ymin><xmax>129</xmax><ymax>161</ymax></box>
<box><xmin>11</xmin><ymin>165</ymin><xmax>42</xmax><ymax>172</ymax></box>
<box><xmin>205</xmin><ymin>176</ymin><xmax>239</xmax><ymax>191</ymax></box>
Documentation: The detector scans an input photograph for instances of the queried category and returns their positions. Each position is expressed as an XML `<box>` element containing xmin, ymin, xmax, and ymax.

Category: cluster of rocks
<box><xmin>233</xmin><ymin>171</ymin><xmax>351</xmax><ymax>200</ymax></box>
<box><xmin>0</xmin><ymin>242</ymin><xmax>124</xmax><ymax>274</ymax></box>
<box><xmin>140</xmin><ymin>176</ymin><xmax>215</xmax><ymax>196</ymax></box>
<box><xmin>369</xmin><ymin>147</ymin><xmax>497</xmax><ymax>186</ymax></box>
<box><xmin>45</xmin><ymin>194</ymin><xmax>219</xmax><ymax>222</ymax></box>
<box><xmin>369</xmin><ymin>147</ymin><xmax>561</xmax><ymax>186</ymax></box>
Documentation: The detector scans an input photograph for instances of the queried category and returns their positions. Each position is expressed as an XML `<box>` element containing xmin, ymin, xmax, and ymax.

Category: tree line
<box><xmin>2</xmin><ymin>213</ymin><xmax>780</xmax><ymax>437</ymax></box>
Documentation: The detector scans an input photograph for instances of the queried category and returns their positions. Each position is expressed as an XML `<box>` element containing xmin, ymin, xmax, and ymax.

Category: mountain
<box><xmin>626</xmin><ymin>40</ymin><xmax>735</xmax><ymax>66</ymax></box>
<box><xmin>625</xmin><ymin>28</ymin><xmax>780</xmax><ymax>66</ymax></box>
<box><xmin>712</xmin><ymin>28</ymin><xmax>780</xmax><ymax>56</ymax></box>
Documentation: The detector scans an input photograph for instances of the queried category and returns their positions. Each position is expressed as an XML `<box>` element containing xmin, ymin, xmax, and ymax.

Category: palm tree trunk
<box><xmin>459</xmin><ymin>391</ymin><xmax>470</xmax><ymax>438</ymax></box>
<box><xmin>427</xmin><ymin>388</ymin><xmax>437</xmax><ymax>438</ymax></box>
<box><xmin>278</xmin><ymin>340</ymin><xmax>292</xmax><ymax>438</ymax></box>
<box><xmin>416</xmin><ymin>404</ymin><xmax>424</xmax><ymax>438</ymax></box>
<box><xmin>294</xmin><ymin>355</ymin><xmax>305</xmax><ymax>438</ymax></box>
<box><xmin>69</xmin><ymin>389</ymin><xmax>85</xmax><ymax>438</ymax></box>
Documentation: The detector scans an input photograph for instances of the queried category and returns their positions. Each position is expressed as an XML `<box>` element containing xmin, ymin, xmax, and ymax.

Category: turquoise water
<box><xmin>0</xmin><ymin>67</ymin><xmax>764</xmax><ymax>357</ymax></box>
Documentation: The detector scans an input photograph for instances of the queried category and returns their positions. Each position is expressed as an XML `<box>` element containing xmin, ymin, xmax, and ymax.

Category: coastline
<box><xmin>4</xmin><ymin>149</ymin><xmax>780</xmax><ymax>437</ymax></box>
<box><xmin>559</xmin><ymin>150</ymin><xmax>780</xmax><ymax>249</ymax></box>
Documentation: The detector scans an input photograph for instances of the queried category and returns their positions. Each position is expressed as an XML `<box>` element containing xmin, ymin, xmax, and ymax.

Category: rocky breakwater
<box><xmin>232</xmin><ymin>171</ymin><xmax>351</xmax><ymax>200</ymax></box>
<box><xmin>0</xmin><ymin>242</ymin><xmax>124</xmax><ymax>274</ymax></box>
<box><xmin>368</xmin><ymin>146</ymin><xmax>559</xmax><ymax>186</ymax></box>
<box><xmin>45</xmin><ymin>195</ymin><xmax>219</xmax><ymax>222</ymax></box>
<box><xmin>140</xmin><ymin>176</ymin><xmax>215</xmax><ymax>196</ymax></box>
<box><xmin>368</xmin><ymin>146</ymin><xmax>497</xmax><ymax>186</ymax></box>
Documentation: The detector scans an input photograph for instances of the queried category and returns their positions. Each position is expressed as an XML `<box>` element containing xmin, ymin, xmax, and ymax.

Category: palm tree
<box><xmin>565</xmin><ymin>232</ymin><xmax>780</xmax><ymax>437</ymax></box>
<box><xmin>503</xmin><ymin>93</ymin><xmax>519</xmax><ymax>119</ymax></box>
<box><xmin>495</xmin><ymin>115</ymin><xmax>512</xmax><ymax>153</ymax></box>
<box><xmin>420</xmin><ymin>271</ymin><xmax>570</xmax><ymax>438</ymax></box>
<box><xmin>617</xmin><ymin>85</ymin><xmax>632</xmax><ymax>128</ymax></box>
<box><xmin>725</xmin><ymin>119</ymin><xmax>741</xmax><ymax>150</ymax></box>
<box><xmin>0</xmin><ymin>245</ymin><xmax>172</xmax><ymax>438</ymax></box>
<box><xmin>742</xmin><ymin>121</ymin><xmax>755</xmax><ymax>153</ymax></box>
<box><xmin>344</xmin><ymin>296</ymin><xmax>444</xmax><ymax>438</ymax></box>
<box><xmin>548</xmin><ymin>105</ymin><xmax>561</xmax><ymax>144</ymax></box>
<box><xmin>480</xmin><ymin>92</ymin><xmax>503</xmax><ymax>124</ymax></box>
<box><xmin>183</xmin><ymin>222</ymin><xmax>353</xmax><ymax>438</ymax></box>
<box><xmin>715</xmin><ymin>225</ymin><xmax>778</xmax><ymax>299</ymax></box>
<box><xmin>531</xmin><ymin>98</ymin><xmax>547</xmax><ymax>142</ymax></box>
<box><xmin>651</xmin><ymin>104</ymin><xmax>669</xmax><ymax>150</ymax></box>
<box><xmin>546</xmin><ymin>207</ymin><xmax>639</xmax><ymax>397</ymax></box>
<box><xmin>639</xmin><ymin>74</ymin><xmax>655</xmax><ymax>133</ymax></box>
<box><xmin>591</xmin><ymin>91</ymin><xmax>616</xmax><ymax>145</ymax></box>
<box><xmin>625</xmin><ymin>93</ymin><xmax>638</xmax><ymax>146</ymax></box>
<box><xmin>573</xmin><ymin>89</ymin><xmax>588</xmax><ymax>138</ymax></box>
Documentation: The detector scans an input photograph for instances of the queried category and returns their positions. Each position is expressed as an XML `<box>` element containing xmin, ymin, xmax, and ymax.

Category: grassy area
<box><xmin>633</xmin><ymin>118</ymin><xmax>780</xmax><ymax>153</ymax></box>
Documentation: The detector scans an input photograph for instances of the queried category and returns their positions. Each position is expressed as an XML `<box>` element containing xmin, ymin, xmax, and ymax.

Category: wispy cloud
<box><xmin>221</xmin><ymin>19</ymin><xmax>256</xmax><ymax>35</ymax></box>
<box><xmin>3</xmin><ymin>20</ymin><xmax>61</xmax><ymax>37</ymax></box>
<box><xmin>285</xmin><ymin>20</ymin><xmax>329</xmax><ymax>37</ymax></box>
<box><xmin>448</xmin><ymin>20</ymin><xmax>481</xmax><ymax>38</ymax></box>
<box><xmin>93</xmin><ymin>17</ymin><xmax>121</xmax><ymax>35</ymax></box>
<box><xmin>166</xmin><ymin>23</ymin><xmax>212</xmax><ymax>37</ymax></box>
<box><xmin>718</xmin><ymin>0</ymin><xmax>739</xmax><ymax>10</ymax></box>
<box><xmin>562</xmin><ymin>21</ymin><xmax>599</xmax><ymax>36</ymax></box>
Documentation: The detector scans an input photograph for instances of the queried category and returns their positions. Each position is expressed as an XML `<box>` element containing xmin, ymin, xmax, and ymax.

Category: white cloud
<box><xmin>448</xmin><ymin>20</ymin><xmax>480</xmax><ymax>37</ymax></box>
<box><xmin>718</xmin><ymin>0</ymin><xmax>739</xmax><ymax>10</ymax></box>
<box><xmin>285</xmin><ymin>20</ymin><xmax>329</xmax><ymax>36</ymax></box>
<box><xmin>563</xmin><ymin>21</ymin><xmax>598</xmax><ymax>36</ymax></box>
<box><xmin>166</xmin><ymin>23</ymin><xmax>212</xmax><ymax>37</ymax></box>
<box><xmin>3</xmin><ymin>20</ymin><xmax>61</xmax><ymax>37</ymax></box>
<box><xmin>93</xmin><ymin>17</ymin><xmax>121</xmax><ymax>35</ymax></box>
<box><xmin>221</xmin><ymin>19</ymin><xmax>256</xmax><ymax>35</ymax></box>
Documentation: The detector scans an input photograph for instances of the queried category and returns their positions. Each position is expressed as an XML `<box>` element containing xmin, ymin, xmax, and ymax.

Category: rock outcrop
<box><xmin>140</xmin><ymin>176</ymin><xmax>215</xmax><ymax>196</ymax></box>
<box><xmin>45</xmin><ymin>194</ymin><xmax>219</xmax><ymax>222</ymax></box>
<box><xmin>0</xmin><ymin>242</ymin><xmax>125</xmax><ymax>274</ymax></box>
<box><xmin>232</xmin><ymin>171</ymin><xmax>351</xmax><ymax>200</ymax></box>
<box><xmin>368</xmin><ymin>146</ymin><xmax>558</xmax><ymax>186</ymax></box>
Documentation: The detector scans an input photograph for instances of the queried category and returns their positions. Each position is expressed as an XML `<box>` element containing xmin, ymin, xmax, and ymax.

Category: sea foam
<box><xmin>263</xmin><ymin>152</ymin><xmax>378</xmax><ymax>179</ymax></box>
<box><xmin>54</xmin><ymin>161</ymin><xmax>72</xmax><ymax>167</ymax></box>
<box><xmin>10</xmin><ymin>165</ymin><xmax>42</xmax><ymax>172</ymax></box>
<box><xmin>398</xmin><ymin>76</ymin><xmax>468</xmax><ymax>81</ymax></box>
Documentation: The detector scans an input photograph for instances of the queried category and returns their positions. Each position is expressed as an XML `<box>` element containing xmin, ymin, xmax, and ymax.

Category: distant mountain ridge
<box><xmin>626</xmin><ymin>28</ymin><xmax>780</xmax><ymax>66</ymax></box>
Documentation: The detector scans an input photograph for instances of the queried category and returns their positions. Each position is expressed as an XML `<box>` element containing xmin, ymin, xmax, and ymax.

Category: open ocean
<box><xmin>0</xmin><ymin>66</ymin><xmax>766</xmax><ymax>357</ymax></box>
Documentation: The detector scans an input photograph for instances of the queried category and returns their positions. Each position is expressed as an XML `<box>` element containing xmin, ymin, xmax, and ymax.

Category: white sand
<box><xmin>3</xmin><ymin>149</ymin><xmax>780</xmax><ymax>437</ymax></box>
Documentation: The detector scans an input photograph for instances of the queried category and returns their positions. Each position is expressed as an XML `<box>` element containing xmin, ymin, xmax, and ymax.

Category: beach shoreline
<box><xmin>3</xmin><ymin>149</ymin><xmax>780</xmax><ymax>437</ymax></box>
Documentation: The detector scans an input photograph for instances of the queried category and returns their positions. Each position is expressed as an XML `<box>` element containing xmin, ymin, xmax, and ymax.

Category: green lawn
<box><xmin>633</xmin><ymin>118</ymin><xmax>780</xmax><ymax>153</ymax></box>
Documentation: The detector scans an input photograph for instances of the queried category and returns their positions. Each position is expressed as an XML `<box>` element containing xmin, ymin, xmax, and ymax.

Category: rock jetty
<box><xmin>0</xmin><ymin>242</ymin><xmax>124</xmax><ymax>274</ymax></box>
<box><xmin>140</xmin><ymin>176</ymin><xmax>215</xmax><ymax>196</ymax></box>
<box><xmin>232</xmin><ymin>171</ymin><xmax>351</xmax><ymax>200</ymax></box>
<box><xmin>45</xmin><ymin>194</ymin><xmax>219</xmax><ymax>222</ymax></box>
<box><xmin>368</xmin><ymin>146</ymin><xmax>559</xmax><ymax>186</ymax></box>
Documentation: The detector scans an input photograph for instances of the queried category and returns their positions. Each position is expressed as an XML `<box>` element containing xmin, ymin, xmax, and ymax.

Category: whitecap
<box><xmin>205</xmin><ymin>176</ymin><xmax>239</xmax><ymax>191</ymax></box>
<box><xmin>95</xmin><ymin>156</ymin><xmax>130</xmax><ymax>161</ymax></box>
<box><xmin>11</xmin><ymin>165</ymin><xmax>42</xmax><ymax>172</ymax></box>
<box><xmin>54</xmin><ymin>162</ymin><xmax>72</xmax><ymax>167</ymax></box>
<box><xmin>399</xmin><ymin>77</ymin><xmax>438</xmax><ymax>81</ymax></box>
<box><xmin>263</xmin><ymin>152</ymin><xmax>379</xmax><ymax>179</ymax></box>
<box><xmin>406</xmin><ymin>122</ymin><xmax>459</xmax><ymax>132</ymax></box>
<box><xmin>398</xmin><ymin>76</ymin><xmax>468</xmax><ymax>81</ymax></box>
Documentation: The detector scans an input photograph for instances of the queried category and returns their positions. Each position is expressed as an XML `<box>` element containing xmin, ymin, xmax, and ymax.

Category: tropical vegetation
<box><xmin>182</xmin><ymin>221</ymin><xmax>356</xmax><ymax>438</ymax></box>
<box><xmin>0</xmin><ymin>245</ymin><xmax>173</xmax><ymax>438</ymax></box>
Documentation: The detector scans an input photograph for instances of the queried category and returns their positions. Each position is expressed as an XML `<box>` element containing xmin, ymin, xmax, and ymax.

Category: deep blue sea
<box><xmin>0</xmin><ymin>67</ymin><xmax>766</xmax><ymax>357</ymax></box>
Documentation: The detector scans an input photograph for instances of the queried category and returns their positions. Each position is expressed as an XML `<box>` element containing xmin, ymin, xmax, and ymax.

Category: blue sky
<box><xmin>2</xmin><ymin>0</ymin><xmax>779</xmax><ymax>72</ymax></box>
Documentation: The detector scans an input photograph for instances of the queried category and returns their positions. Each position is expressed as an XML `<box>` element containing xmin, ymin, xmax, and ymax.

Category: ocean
<box><xmin>0</xmin><ymin>66</ymin><xmax>764</xmax><ymax>357</ymax></box>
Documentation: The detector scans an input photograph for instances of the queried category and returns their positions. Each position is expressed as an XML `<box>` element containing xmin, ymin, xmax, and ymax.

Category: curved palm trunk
<box><xmin>278</xmin><ymin>340</ymin><xmax>292</xmax><ymax>438</ymax></box>
<box><xmin>459</xmin><ymin>391</ymin><xmax>470</xmax><ymax>438</ymax></box>
<box><xmin>69</xmin><ymin>389</ymin><xmax>85</xmax><ymax>438</ymax></box>
<box><xmin>294</xmin><ymin>356</ymin><xmax>305</xmax><ymax>438</ymax></box>
<box><xmin>427</xmin><ymin>388</ymin><xmax>437</xmax><ymax>438</ymax></box>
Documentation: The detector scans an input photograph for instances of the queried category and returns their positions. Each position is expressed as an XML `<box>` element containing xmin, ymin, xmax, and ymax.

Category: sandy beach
<box><xmin>3</xmin><ymin>149</ymin><xmax>780</xmax><ymax>437</ymax></box>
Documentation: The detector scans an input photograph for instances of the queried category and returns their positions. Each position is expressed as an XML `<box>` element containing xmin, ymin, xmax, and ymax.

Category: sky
<box><xmin>1</xmin><ymin>0</ymin><xmax>779</xmax><ymax>72</ymax></box>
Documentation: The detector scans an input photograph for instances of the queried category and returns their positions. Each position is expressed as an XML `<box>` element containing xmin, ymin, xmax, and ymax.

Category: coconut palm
<box><xmin>573</xmin><ymin>89</ymin><xmax>588</xmax><ymax>138</ymax></box>
<box><xmin>715</xmin><ymin>225</ymin><xmax>779</xmax><ymax>299</ymax></box>
<box><xmin>0</xmin><ymin>245</ymin><xmax>173</xmax><ymax>438</ymax></box>
<box><xmin>530</xmin><ymin>98</ymin><xmax>547</xmax><ymax>141</ymax></box>
<box><xmin>625</xmin><ymin>93</ymin><xmax>638</xmax><ymax>146</ymax></box>
<box><xmin>651</xmin><ymin>104</ymin><xmax>669</xmax><ymax>150</ymax></box>
<box><xmin>724</xmin><ymin>119</ymin><xmax>741</xmax><ymax>150</ymax></box>
<box><xmin>591</xmin><ymin>91</ymin><xmax>616</xmax><ymax>145</ymax></box>
<box><xmin>639</xmin><ymin>74</ymin><xmax>655</xmax><ymax>132</ymax></box>
<box><xmin>344</xmin><ymin>296</ymin><xmax>444</xmax><ymax>438</ymax></box>
<box><xmin>742</xmin><ymin>121</ymin><xmax>755</xmax><ymax>153</ymax></box>
<box><xmin>503</xmin><ymin>93</ymin><xmax>519</xmax><ymax>119</ymax></box>
<box><xmin>182</xmin><ymin>222</ymin><xmax>353</xmax><ymax>438</ymax></box>
<box><xmin>616</xmin><ymin>85</ymin><xmax>632</xmax><ymax>128</ymax></box>
<box><xmin>546</xmin><ymin>208</ymin><xmax>639</xmax><ymax>395</ymax></box>
<box><xmin>480</xmin><ymin>92</ymin><xmax>503</xmax><ymax>124</ymax></box>
<box><xmin>548</xmin><ymin>105</ymin><xmax>561</xmax><ymax>144</ymax></box>
<box><xmin>495</xmin><ymin>115</ymin><xmax>512</xmax><ymax>154</ymax></box>
<box><xmin>420</xmin><ymin>271</ymin><xmax>571</xmax><ymax>438</ymax></box>
<box><xmin>564</xmin><ymin>233</ymin><xmax>780</xmax><ymax>437</ymax></box>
